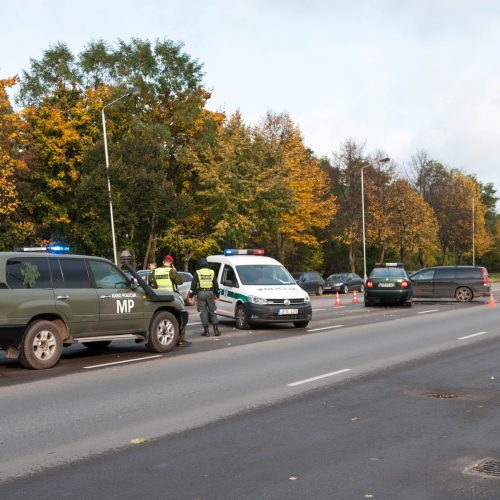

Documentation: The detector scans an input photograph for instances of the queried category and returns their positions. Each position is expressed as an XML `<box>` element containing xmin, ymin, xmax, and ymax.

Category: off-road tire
<box><xmin>19</xmin><ymin>320</ymin><xmax>63</xmax><ymax>370</ymax></box>
<box><xmin>145</xmin><ymin>311</ymin><xmax>179</xmax><ymax>353</ymax></box>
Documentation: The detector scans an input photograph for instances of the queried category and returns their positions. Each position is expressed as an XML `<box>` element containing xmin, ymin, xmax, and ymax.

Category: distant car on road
<box><xmin>409</xmin><ymin>265</ymin><xmax>490</xmax><ymax>302</ymax></box>
<box><xmin>324</xmin><ymin>272</ymin><xmax>364</xmax><ymax>294</ymax></box>
<box><xmin>364</xmin><ymin>263</ymin><xmax>412</xmax><ymax>307</ymax></box>
<box><xmin>292</xmin><ymin>272</ymin><xmax>326</xmax><ymax>296</ymax></box>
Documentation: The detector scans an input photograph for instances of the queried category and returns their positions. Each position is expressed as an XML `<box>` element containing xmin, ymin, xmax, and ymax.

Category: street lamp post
<box><xmin>361</xmin><ymin>157</ymin><xmax>390</xmax><ymax>280</ymax></box>
<box><xmin>102</xmin><ymin>88</ymin><xmax>140</xmax><ymax>265</ymax></box>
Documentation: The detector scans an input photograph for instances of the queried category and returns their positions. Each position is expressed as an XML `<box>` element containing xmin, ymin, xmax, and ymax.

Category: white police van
<box><xmin>208</xmin><ymin>250</ymin><xmax>312</xmax><ymax>329</ymax></box>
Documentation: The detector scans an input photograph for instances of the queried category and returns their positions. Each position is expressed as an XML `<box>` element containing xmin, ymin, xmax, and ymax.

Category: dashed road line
<box><xmin>307</xmin><ymin>325</ymin><xmax>344</xmax><ymax>332</ymax></box>
<box><xmin>84</xmin><ymin>355</ymin><xmax>162</xmax><ymax>369</ymax></box>
<box><xmin>288</xmin><ymin>368</ymin><xmax>352</xmax><ymax>387</ymax></box>
<box><xmin>458</xmin><ymin>331</ymin><xmax>488</xmax><ymax>340</ymax></box>
<box><xmin>417</xmin><ymin>309</ymin><xmax>439</xmax><ymax>315</ymax></box>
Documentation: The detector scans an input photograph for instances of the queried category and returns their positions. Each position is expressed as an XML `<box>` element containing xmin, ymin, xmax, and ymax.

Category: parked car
<box><xmin>409</xmin><ymin>265</ymin><xmax>490</xmax><ymax>302</ymax></box>
<box><xmin>292</xmin><ymin>272</ymin><xmax>326</xmax><ymax>296</ymax></box>
<box><xmin>137</xmin><ymin>270</ymin><xmax>193</xmax><ymax>304</ymax></box>
<box><xmin>324</xmin><ymin>272</ymin><xmax>364</xmax><ymax>294</ymax></box>
<box><xmin>364</xmin><ymin>263</ymin><xmax>412</xmax><ymax>307</ymax></box>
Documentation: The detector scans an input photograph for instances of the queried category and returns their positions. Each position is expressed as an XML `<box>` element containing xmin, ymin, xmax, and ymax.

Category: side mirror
<box><xmin>130</xmin><ymin>277</ymin><xmax>139</xmax><ymax>289</ymax></box>
<box><xmin>222</xmin><ymin>279</ymin><xmax>234</xmax><ymax>287</ymax></box>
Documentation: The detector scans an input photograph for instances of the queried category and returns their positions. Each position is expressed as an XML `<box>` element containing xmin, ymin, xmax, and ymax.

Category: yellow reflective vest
<box><xmin>153</xmin><ymin>267</ymin><xmax>174</xmax><ymax>291</ymax></box>
<box><xmin>196</xmin><ymin>268</ymin><xmax>215</xmax><ymax>289</ymax></box>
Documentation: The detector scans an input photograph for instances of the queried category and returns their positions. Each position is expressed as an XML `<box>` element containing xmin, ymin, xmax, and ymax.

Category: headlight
<box><xmin>248</xmin><ymin>296</ymin><xmax>268</xmax><ymax>305</ymax></box>
<box><xmin>303</xmin><ymin>295</ymin><xmax>310</xmax><ymax>303</ymax></box>
<box><xmin>334</xmin><ymin>282</ymin><xmax>343</xmax><ymax>287</ymax></box>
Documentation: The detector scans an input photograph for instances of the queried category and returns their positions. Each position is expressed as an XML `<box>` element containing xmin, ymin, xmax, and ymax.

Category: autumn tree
<box><xmin>0</xmin><ymin>77</ymin><xmax>34</xmax><ymax>249</ymax></box>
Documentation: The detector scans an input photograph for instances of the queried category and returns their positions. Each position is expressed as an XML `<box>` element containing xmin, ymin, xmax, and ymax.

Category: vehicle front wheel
<box><xmin>455</xmin><ymin>287</ymin><xmax>473</xmax><ymax>302</ymax></box>
<box><xmin>360</xmin><ymin>284</ymin><xmax>365</xmax><ymax>293</ymax></box>
<box><xmin>293</xmin><ymin>321</ymin><xmax>309</xmax><ymax>328</ymax></box>
<box><xmin>145</xmin><ymin>311</ymin><xmax>179</xmax><ymax>353</ymax></box>
<box><xmin>343</xmin><ymin>285</ymin><xmax>349</xmax><ymax>294</ymax></box>
<box><xmin>316</xmin><ymin>286</ymin><xmax>323</xmax><ymax>296</ymax></box>
<box><xmin>235</xmin><ymin>304</ymin><xmax>251</xmax><ymax>330</ymax></box>
<box><xmin>19</xmin><ymin>320</ymin><xmax>63</xmax><ymax>370</ymax></box>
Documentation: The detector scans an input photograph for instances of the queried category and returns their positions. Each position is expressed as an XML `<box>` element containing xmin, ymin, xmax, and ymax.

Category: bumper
<box><xmin>324</xmin><ymin>285</ymin><xmax>342</xmax><ymax>292</ymax></box>
<box><xmin>365</xmin><ymin>289</ymin><xmax>413</xmax><ymax>303</ymax></box>
<box><xmin>246</xmin><ymin>303</ymin><xmax>312</xmax><ymax>323</ymax></box>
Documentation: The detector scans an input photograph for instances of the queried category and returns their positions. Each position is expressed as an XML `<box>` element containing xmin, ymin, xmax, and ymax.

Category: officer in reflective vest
<box><xmin>189</xmin><ymin>257</ymin><xmax>220</xmax><ymax>336</ymax></box>
<box><xmin>151</xmin><ymin>255</ymin><xmax>191</xmax><ymax>347</ymax></box>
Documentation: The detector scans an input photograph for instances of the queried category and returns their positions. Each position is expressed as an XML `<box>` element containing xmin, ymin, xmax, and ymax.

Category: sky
<box><xmin>2</xmin><ymin>0</ymin><xmax>500</xmax><ymax>208</ymax></box>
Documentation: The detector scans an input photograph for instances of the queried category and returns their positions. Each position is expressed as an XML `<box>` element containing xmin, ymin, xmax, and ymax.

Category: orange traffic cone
<box><xmin>335</xmin><ymin>291</ymin><xmax>341</xmax><ymax>307</ymax></box>
<box><xmin>488</xmin><ymin>293</ymin><xmax>496</xmax><ymax>307</ymax></box>
<box><xmin>352</xmin><ymin>290</ymin><xmax>359</xmax><ymax>304</ymax></box>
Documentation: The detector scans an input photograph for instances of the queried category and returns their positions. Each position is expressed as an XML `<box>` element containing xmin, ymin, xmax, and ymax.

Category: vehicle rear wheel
<box><xmin>293</xmin><ymin>321</ymin><xmax>309</xmax><ymax>328</ymax></box>
<box><xmin>145</xmin><ymin>311</ymin><xmax>179</xmax><ymax>352</ymax></box>
<box><xmin>455</xmin><ymin>287</ymin><xmax>473</xmax><ymax>302</ymax></box>
<box><xmin>82</xmin><ymin>340</ymin><xmax>112</xmax><ymax>351</ymax></box>
<box><xmin>316</xmin><ymin>286</ymin><xmax>323</xmax><ymax>296</ymax></box>
<box><xmin>235</xmin><ymin>304</ymin><xmax>251</xmax><ymax>330</ymax></box>
<box><xmin>19</xmin><ymin>320</ymin><xmax>63</xmax><ymax>370</ymax></box>
<box><xmin>364</xmin><ymin>299</ymin><xmax>374</xmax><ymax>307</ymax></box>
<box><xmin>343</xmin><ymin>285</ymin><xmax>349</xmax><ymax>294</ymax></box>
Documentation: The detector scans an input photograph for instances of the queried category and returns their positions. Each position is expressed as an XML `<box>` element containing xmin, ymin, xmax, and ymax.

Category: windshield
<box><xmin>327</xmin><ymin>274</ymin><xmax>346</xmax><ymax>280</ymax></box>
<box><xmin>236</xmin><ymin>265</ymin><xmax>296</xmax><ymax>285</ymax></box>
<box><xmin>370</xmin><ymin>268</ymin><xmax>407</xmax><ymax>278</ymax></box>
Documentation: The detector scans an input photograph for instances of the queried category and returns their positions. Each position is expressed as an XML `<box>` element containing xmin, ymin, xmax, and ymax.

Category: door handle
<box><xmin>100</xmin><ymin>295</ymin><xmax>112</xmax><ymax>299</ymax></box>
<box><xmin>56</xmin><ymin>295</ymin><xmax>70</xmax><ymax>300</ymax></box>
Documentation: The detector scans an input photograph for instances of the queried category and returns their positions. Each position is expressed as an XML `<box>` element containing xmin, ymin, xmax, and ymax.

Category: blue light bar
<box><xmin>223</xmin><ymin>249</ymin><xmax>265</xmax><ymax>256</ymax></box>
<box><xmin>47</xmin><ymin>244</ymin><xmax>70</xmax><ymax>254</ymax></box>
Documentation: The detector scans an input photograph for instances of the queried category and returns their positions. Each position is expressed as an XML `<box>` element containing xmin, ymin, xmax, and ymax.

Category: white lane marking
<box><xmin>459</xmin><ymin>331</ymin><xmax>488</xmax><ymax>340</ymax></box>
<box><xmin>417</xmin><ymin>309</ymin><xmax>439</xmax><ymax>315</ymax></box>
<box><xmin>307</xmin><ymin>325</ymin><xmax>344</xmax><ymax>332</ymax></box>
<box><xmin>84</xmin><ymin>355</ymin><xmax>162</xmax><ymax>370</ymax></box>
<box><xmin>188</xmin><ymin>321</ymin><xmax>203</xmax><ymax>326</ymax></box>
<box><xmin>313</xmin><ymin>308</ymin><xmax>327</xmax><ymax>311</ymax></box>
<box><xmin>288</xmin><ymin>368</ymin><xmax>352</xmax><ymax>387</ymax></box>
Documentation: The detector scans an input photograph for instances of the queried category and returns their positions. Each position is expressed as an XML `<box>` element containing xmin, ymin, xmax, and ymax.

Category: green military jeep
<box><xmin>0</xmin><ymin>252</ymin><xmax>189</xmax><ymax>369</ymax></box>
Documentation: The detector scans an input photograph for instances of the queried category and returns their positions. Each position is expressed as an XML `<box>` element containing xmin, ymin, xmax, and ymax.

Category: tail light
<box><xmin>482</xmin><ymin>267</ymin><xmax>489</xmax><ymax>286</ymax></box>
<box><xmin>401</xmin><ymin>279</ymin><xmax>408</xmax><ymax>289</ymax></box>
<box><xmin>366</xmin><ymin>280</ymin><xmax>374</xmax><ymax>288</ymax></box>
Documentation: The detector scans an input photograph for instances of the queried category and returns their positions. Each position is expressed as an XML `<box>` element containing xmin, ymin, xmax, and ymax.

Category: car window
<box><xmin>434</xmin><ymin>268</ymin><xmax>455</xmax><ymax>279</ymax></box>
<box><xmin>56</xmin><ymin>259</ymin><xmax>92</xmax><ymax>288</ymax></box>
<box><xmin>370</xmin><ymin>268</ymin><xmax>407</xmax><ymax>278</ymax></box>
<box><xmin>412</xmin><ymin>269</ymin><xmax>435</xmax><ymax>281</ymax></box>
<box><xmin>455</xmin><ymin>268</ymin><xmax>482</xmax><ymax>279</ymax></box>
<box><xmin>237</xmin><ymin>265</ymin><xmax>296</xmax><ymax>285</ymax></box>
<box><xmin>6</xmin><ymin>258</ymin><xmax>51</xmax><ymax>289</ymax></box>
<box><xmin>222</xmin><ymin>265</ymin><xmax>239</xmax><ymax>287</ymax></box>
<box><xmin>88</xmin><ymin>260</ymin><xmax>129</xmax><ymax>289</ymax></box>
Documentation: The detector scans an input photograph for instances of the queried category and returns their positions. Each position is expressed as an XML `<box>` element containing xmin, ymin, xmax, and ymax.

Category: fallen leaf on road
<box><xmin>351</xmin><ymin>417</ymin><xmax>359</xmax><ymax>421</ymax></box>
<box><xmin>130</xmin><ymin>438</ymin><xmax>146</xmax><ymax>444</ymax></box>
<box><xmin>289</xmin><ymin>476</ymin><xmax>298</xmax><ymax>480</ymax></box>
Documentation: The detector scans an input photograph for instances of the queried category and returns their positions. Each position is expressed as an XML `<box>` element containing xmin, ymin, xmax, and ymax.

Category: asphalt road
<box><xmin>1</xmin><ymin>289</ymin><xmax>499</xmax><ymax>498</ymax></box>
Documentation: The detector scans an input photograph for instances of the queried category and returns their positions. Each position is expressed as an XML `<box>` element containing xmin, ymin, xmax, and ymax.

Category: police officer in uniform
<box><xmin>151</xmin><ymin>255</ymin><xmax>191</xmax><ymax>347</ymax></box>
<box><xmin>190</xmin><ymin>257</ymin><xmax>221</xmax><ymax>337</ymax></box>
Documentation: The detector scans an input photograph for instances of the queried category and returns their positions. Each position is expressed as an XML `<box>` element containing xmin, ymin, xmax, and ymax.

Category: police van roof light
<box><xmin>374</xmin><ymin>262</ymin><xmax>403</xmax><ymax>268</ymax></box>
<box><xmin>47</xmin><ymin>245</ymin><xmax>70</xmax><ymax>254</ymax></box>
<box><xmin>224</xmin><ymin>249</ymin><xmax>265</xmax><ymax>256</ymax></box>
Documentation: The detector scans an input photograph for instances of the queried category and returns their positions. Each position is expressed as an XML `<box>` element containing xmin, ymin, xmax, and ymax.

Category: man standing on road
<box><xmin>190</xmin><ymin>257</ymin><xmax>221</xmax><ymax>337</ymax></box>
<box><xmin>152</xmin><ymin>255</ymin><xmax>191</xmax><ymax>347</ymax></box>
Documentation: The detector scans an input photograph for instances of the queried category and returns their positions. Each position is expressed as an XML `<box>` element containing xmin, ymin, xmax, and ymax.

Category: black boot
<box><xmin>201</xmin><ymin>326</ymin><xmax>210</xmax><ymax>337</ymax></box>
<box><xmin>213</xmin><ymin>324</ymin><xmax>221</xmax><ymax>336</ymax></box>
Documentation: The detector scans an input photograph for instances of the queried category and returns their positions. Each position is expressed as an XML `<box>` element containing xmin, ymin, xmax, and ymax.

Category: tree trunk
<box><xmin>379</xmin><ymin>243</ymin><xmax>385</xmax><ymax>263</ymax></box>
<box><xmin>418</xmin><ymin>248</ymin><xmax>425</xmax><ymax>268</ymax></box>
<box><xmin>349</xmin><ymin>243</ymin><xmax>355</xmax><ymax>273</ymax></box>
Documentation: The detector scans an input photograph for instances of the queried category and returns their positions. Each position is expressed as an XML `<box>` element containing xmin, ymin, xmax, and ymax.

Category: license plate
<box><xmin>378</xmin><ymin>283</ymin><xmax>395</xmax><ymax>288</ymax></box>
<box><xmin>278</xmin><ymin>308</ymin><xmax>299</xmax><ymax>315</ymax></box>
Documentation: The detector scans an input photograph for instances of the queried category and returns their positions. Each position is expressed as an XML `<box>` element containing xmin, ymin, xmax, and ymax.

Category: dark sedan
<box><xmin>324</xmin><ymin>272</ymin><xmax>364</xmax><ymax>294</ymax></box>
<box><xmin>292</xmin><ymin>272</ymin><xmax>326</xmax><ymax>296</ymax></box>
<box><xmin>364</xmin><ymin>263</ymin><xmax>412</xmax><ymax>307</ymax></box>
